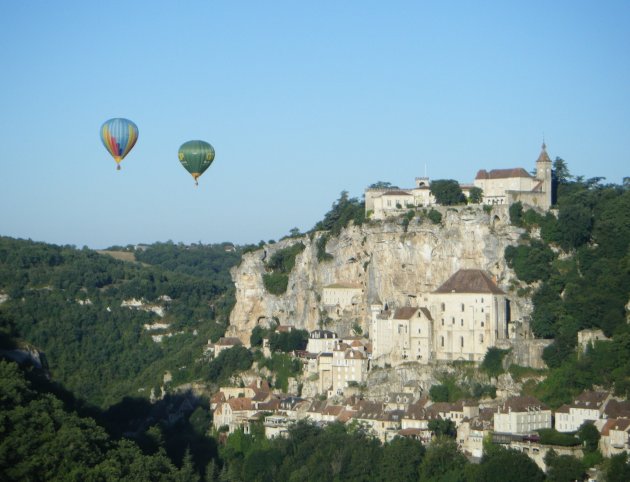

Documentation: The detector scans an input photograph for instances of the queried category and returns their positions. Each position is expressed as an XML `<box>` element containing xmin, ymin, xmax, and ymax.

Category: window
<box><xmin>480</xmin><ymin>321</ymin><xmax>484</xmax><ymax>327</ymax></box>
<box><xmin>441</xmin><ymin>336</ymin><xmax>444</xmax><ymax>347</ymax></box>
<box><xmin>441</xmin><ymin>303</ymin><xmax>445</xmax><ymax>312</ymax></box>
<box><xmin>461</xmin><ymin>304</ymin><xmax>465</xmax><ymax>312</ymax></box>
<box><xmin>460</xmin><ymin>319</ymin><xmax>464</xmax><ymax>326</ymax></box>
<box><xmin>460</xmin><ymin>337</ymin><xmax>464</xmax><ymax>348</ymax></box>
<box><xmin>441</xmin><ymin>318</ymin><xmax>444</xmax><ymax>326</ymax></box>
<box><xmin>452</xmin><ymin>317</ymin><xmax>455</xmax><ymax>325</ymax></box>
<box><xmin>479</xmin><ymin>334</ymin><xmax>484</xmax><ymax>344</ymax></box>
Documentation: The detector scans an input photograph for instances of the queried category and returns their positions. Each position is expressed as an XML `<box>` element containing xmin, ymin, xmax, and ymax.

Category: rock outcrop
<box><xmin>228</xmin><ymin>205</ymin><xmax>527</xmax><ymax>345</ymax></box>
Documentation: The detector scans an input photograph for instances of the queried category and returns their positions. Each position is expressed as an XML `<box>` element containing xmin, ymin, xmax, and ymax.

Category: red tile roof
<box><xmin>475</xmin><ymin>168</ymin><xmax>532</xmax><ymax>180</ymax></box>
<box><xmin>393</xmin><ymin>307</ymin><xmax>419</xmax><ymax>320</ymax></box>
<box><xmin>434</xmin><ymin>269</ymin><xmax>505</xmax><ymax>295</ymax></box>
<box><xmin>601</xmin><ymin>418</ymin><xmax>630</xmax><ymax>436</ymax></box>
<box><xmin>381</xmin><ymin>190</ymin><xmax>413</xmax><ymax>196</ymax></box>
<box><xmin>497</xmin><ymin>395</ymin><xmax>548</xmax><ymax>414</ymax></box>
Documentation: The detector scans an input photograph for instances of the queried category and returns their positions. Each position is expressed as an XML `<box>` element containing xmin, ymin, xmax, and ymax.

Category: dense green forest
<box><xmin>503</xmin><ymin>170</ymin><xmax>630</xmax><ymax>407</ymax></box>
<box><xmin>0</xmin><ymin>238</ymin><xmax>241</xmax><ymax>407</ymax></box>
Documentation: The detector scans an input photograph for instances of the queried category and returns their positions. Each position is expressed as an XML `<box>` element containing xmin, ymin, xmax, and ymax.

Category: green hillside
<box><xmin>506</xmin><ymin>173</ymin><xmax>630</xmax><ymax>406</ymax></box>
<box><xmin>0</xmin><ymin>238</ymin><xmax>241</xmax><ymax>407</ymax></box>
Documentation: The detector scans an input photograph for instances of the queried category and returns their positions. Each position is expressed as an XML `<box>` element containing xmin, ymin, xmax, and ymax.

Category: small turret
<box><xmin>535</xmin><ymin>141</ymin><xmax>553</xmax><ymax>208</ymax></box>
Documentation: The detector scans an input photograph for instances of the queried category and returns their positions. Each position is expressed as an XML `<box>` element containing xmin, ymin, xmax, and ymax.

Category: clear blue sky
<box><xmin>1</xmin><ymin>1</ymin><xmax>628</xmax><ymax>248</ymax></box>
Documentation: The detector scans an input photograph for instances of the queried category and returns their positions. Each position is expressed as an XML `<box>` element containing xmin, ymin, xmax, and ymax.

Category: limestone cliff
<box><xmin>227</xmin><ymin>205</ymin><xmax>528</xmax><ymax>345</ymax></box>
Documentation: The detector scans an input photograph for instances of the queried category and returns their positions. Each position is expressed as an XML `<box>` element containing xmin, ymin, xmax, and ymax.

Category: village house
<box><xmin>306</xmin><ymin>329</ymin><xmax>338</xmax><ymax>354</ymax></box>
<box><xmin>331</xmin><ymin>343</ymin><xmax>369</xmax><ymax>396</ymax></box>
<box><xmin>322</xmin><ymin>283</ymin><xmax>363</xmax><ymax>313</ymax></box>
<box><xmin>383</xmin><ymin>392</ymin><xmax>416</xmax><ymax>411</ymax></box>
<box><xmin>457</xmin><ymin>407</ymin><xmax>495</xmax><ymax>458</ymax></box>
<box><xmin>353</xmin><ymin>400</ymin><xmax>404</xmax><ymax>442</ymax></box>
<box><xmin>493</xmin><ymin>395</ymin><xmax>552</xmax><ymax>435</ymax></box>
<box><xmin>371</xmin><ymin>306</ymin><xmax>433</xmax><ymax>365</ymax></box>
<box><xmin>364</xmin><ymin>142</ymin><xmax>553</xmax><ymax>218</ymax></box>
<box><xmin>212</xmin><ymin>397</ymin><xmax>256</xmax><ymax>434</ymax></box>
<box><xmin>263</xmin><ymin>415</ymin><xmax>292</xmax><ymax>439</ymax></box>
<box><xmin>602</xmin><ymin>399</ymin><xmax>630</xmax><ymax>420</ymax></box>
<box><xmin>316</xmin><ymin>352</ymin><xmax>333</xmax><ymax>394</ymax></box>
<box><xmin>211</xmin><ymin>337</ymin><xmax>243</xmax><ymax>356</ymax></box>
<box><xmin>600</xmin><ymin>418</ymin><xmax>630</xmax><ymax>457</ymax></box>
<box><xmin>554</xmin><ymin>390</ymin><xmax>611</xmax><ymax>432</ymax></box>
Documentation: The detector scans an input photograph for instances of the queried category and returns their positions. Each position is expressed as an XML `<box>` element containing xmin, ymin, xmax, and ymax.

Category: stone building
<box><xmin>365</xmin><ymin>142</ymin><xmax>554</xmax><ymax>218</ymax></box>
<box><xmin>474</xmin><ymin>143</ymin><xmax>553</xmax><ymax>209</ymax></box>
<box><xmin>371</xmin><ymin>306</ymin><xmax>433</xmax><ymax>364</ymax></box>
<box><xmin>600</xmin><ymin>418</ymin><xmax>630</xmax><ymax>457</ymax></box>
<box><xmin>331</xmin><ymin>343</ymin><xmax>369</xmax><ymax>395</ymax></box>
<box><xmin>554</xmin><ymin>390</ymin><xmax>610</xmax><ymax>433</ymax></box>
<box><xmin>322</xmin><ymin>283</ymin><xmax>363</xmax><ymax>309</ymax></box>
<box><xmin>430</xmin><ymin>269</ymin><xmax>509</xmax><ymax>362</ymax></box>
<box><xmin>306</xmin><ymin>329</ymin><xmax>338</xmax><ymax>354</ymax></box>
<box><xmin>370</xmin><ymin>269</ymin><xmax>509</xmax><ymax>366</ymax></box>
<box><xmin>493</xmin><ymin>395</ymin><xmax>552</xmax><ymax>435</ymax></box>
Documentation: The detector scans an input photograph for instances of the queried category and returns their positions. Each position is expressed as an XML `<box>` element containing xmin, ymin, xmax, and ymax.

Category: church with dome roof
<box><xmin>365</xmin><ymin>143</ymin><xmax>554</xmax><ymax>219</ymax></box>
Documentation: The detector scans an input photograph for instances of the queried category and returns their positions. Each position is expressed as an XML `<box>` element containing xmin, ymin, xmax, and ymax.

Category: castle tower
<box><xmin>535</xmin><ymin>141</ymin><xmax>553</xmax><ymax>209</ymax></box>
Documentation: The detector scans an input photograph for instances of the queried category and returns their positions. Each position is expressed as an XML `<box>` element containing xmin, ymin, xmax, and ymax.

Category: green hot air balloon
<box><xmin>178</xmin><ymin>140</ymin><xmax>215</xmax><ymax>186</ymax></box>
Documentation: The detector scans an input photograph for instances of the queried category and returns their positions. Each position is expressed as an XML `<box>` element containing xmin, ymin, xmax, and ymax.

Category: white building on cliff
<box><xmin>365</xmin><ymin>143</ymin><xmax>553</xmax><ymax>219</ymax></box>
<box><xmin>370</xmin><ymin>269</ymin><xmax>510</xmax><ymax>366</ymax></box>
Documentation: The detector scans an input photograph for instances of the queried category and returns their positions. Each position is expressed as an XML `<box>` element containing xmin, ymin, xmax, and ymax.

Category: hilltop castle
<box><xmin>365</xmin><ymin>143</ymin><xmax>553</xmax><ymax>219</ymax></box>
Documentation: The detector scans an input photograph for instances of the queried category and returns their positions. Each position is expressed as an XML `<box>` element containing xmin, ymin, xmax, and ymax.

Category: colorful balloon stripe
<box><xmin>100</xmin><ymin>118</ymin><xmax>139</xmax><ymax>166</ymax></box>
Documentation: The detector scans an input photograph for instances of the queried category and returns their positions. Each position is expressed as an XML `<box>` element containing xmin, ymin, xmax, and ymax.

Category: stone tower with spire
<box><xmin>535</xmin><ymin>141</ymin><xmax>553</xmax><ymax>209</ymax></box>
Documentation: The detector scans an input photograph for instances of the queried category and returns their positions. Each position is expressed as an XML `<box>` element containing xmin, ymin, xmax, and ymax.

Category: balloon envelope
<box><xmin>100</xmin><ymin>118</ymin><xmax>139</xmax><ymax>169</ymax></box>
<box><xmin>178</xmin><ymin>140</ymin><xmax>215</xmax><ymax>185</ymax></box>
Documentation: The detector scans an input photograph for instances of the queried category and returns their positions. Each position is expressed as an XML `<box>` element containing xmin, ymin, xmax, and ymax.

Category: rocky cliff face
<box><xmin>227</xmin><ymin>205</ymin><xmax>527</xmax><ymax>344</ymax></box>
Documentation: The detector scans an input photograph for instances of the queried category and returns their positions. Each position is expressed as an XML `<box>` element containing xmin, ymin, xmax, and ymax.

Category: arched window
<box><xmin>440</xmin><ymin>336</ymin><xmax>444</xmax><ymax>347</ymax></box>
<box><xmin>441</xmin><ymin>303</ymin><xmax>445</xmax><ymax>312</ymax></box>
<box><xmin>460</xmin><ymin>336</ymin><xmax>464</xmax><ymax>348</ymax></box>
<box><xmin>461</xmin><ymin>304</ymin><xmax>465</xmax><ymax>312</ymax></box>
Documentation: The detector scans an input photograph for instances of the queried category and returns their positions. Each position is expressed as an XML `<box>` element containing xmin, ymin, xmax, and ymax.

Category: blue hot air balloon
<box><xmin>100</xmin><ymin>118</ymin><xmax>139</xmax><ymax>170</ymax></box>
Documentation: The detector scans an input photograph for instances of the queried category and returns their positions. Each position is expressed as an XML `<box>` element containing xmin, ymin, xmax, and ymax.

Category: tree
<box><xmin>420</xmin><ymin>436</ymin><xmax>467</xmax><ymax>481</ymax></box>
<box><xmin>509</xmin><ymin>201</ymin><xmax>523</xmax><ymax>226</ymax></box>
<box><xmin>577</xmin><ymin>421</ymin><xmax>600</xmax><ymax>453</ymax></box>
<box><xmin>430</xmin><ymin>179</ymin><xmax>466</xmax><ymax>205</ymax></box>
<box><xmin>468</xmin><ymin>445</ymin><xmax>545</xmax><ymax>482</ymax></box>
<box><xmin>428</xmin><ymin>418</ymin><xmax>457</xmax><ymax>438</ymax></box>
<box><xmin>468</xmin><ymin>186</ymin><xmax>483</xmax><ymax>204</ymax></box>
<box><xmin>178</xmin><ymin>448</ymin><xmax>200</xmax><ymax>482</ymax></box>
<box><xmin>312</xmin><ymin>191</ymin><xmax>365</xmax><ymax>235</ymax></box>
<box><xmin>556</xmin><ymin>204</ymin><xmax>592</xmax><ymax>250</ymax></box>
<box><xmin>368</xmin><ymin>181</ymin><xmax>398</xmax><ymax>189</ymax></box>
<box><xmin>603</xmin><ymin>452</ymin><xmax>630</xmax><ymax>482</ymax></box>
<box><xmin>553</xmin><ymin>157</ymin><xmax>572</xmax><ymax>184</ymax></box>
<box><xmin>427</xmin><ymin>208</ymin><xmax>443</xmax><ymax>224</ymax></box>
<box><xmin>481</xmin><ymin>348</ymin><xmax>509</xmax><ymax>377</ymax></box>
<box><xmin>377</xmin><ymin>437</ymin><xmax>425</xmax><ymax>481</ymax></box>
<box><xmin>546</xmin><ymin>454</ymin><xmax>586</xmax><ymax>482</ymax></box>
<box><xmin>429</xmin><ymin>384</ymin><xmax>450</xmax><ymax>402</ymax></box>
